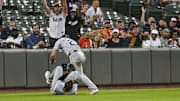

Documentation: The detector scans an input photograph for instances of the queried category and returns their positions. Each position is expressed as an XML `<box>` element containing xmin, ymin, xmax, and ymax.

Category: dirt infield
<box><xmin>0</xmin><ymin>84</ymin><xmax>180</xmax><ymax>93</ymax></box>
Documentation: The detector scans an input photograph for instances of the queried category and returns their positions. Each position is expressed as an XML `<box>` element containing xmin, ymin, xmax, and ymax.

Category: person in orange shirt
<box><xmin>98</xmin><ymin>19</ymin><xmax>112</xmax><ymax>39</ymax></box>
<box><xmin>78</xmin><ymin>31</ymin><xmax>93</xmax><ymax>48</ymax></box>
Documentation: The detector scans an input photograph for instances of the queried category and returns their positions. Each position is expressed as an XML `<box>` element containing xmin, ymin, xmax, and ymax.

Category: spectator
<box><xmin>1</xmin><ymin>19</ymin><xmax>16</xmax><ymax>40</ymax></box>
<box><xmin>158</xmin><ymin>19</ymin><xmax>168</xmax><ymax>29</ymax></box>
<box><xmin>81</xmin><ymin>4</ymin><xmax>89</xmax><ymax>15</ymax></box>
<box><xmin>168</xmin><ymin>17</ymin><xmax>178</xmax><ymax>37</ymax></box>
<box><xmin>86</xmin><ymin>0</ymin><xmax>103</xmax><ymax>23</ymax></box>
<box><xmin>65</xmin><ymin>9</ymin><xmax>82</xmax><ymax>42</ymax></box>
<box><xmin>116</xmin><ymin>20</ymin><xmax>127</xmax><ymax>31</ymax></box>
<box><xmin>25</xmin><ymin>24</ymin><xmax>45</xmax><ymax>49</ymax></box>
<box><xmin>150</xmin><ymin>21</ymin><xmax>158</xmax><ymax>31</ymax></box>
<box><xmin>158</xmin><ymin>19</ymin><xmax>168</xmax><ymax>34</ymax></box>
<box><xmin>98</xmin><ymin>19</ymin><xmax>112</xmax><ymax>39</ymax></box>
<box><xmin>91</xmin><ymin>31</ymin><xmax>103</xmax><ymax>48</ymax></box>
<box><xmin>168</xmin><ymin>30</ymin><xmax>180</xmax><ymax>48</ymax></box>
<box><xmin>150</xmin><ymin>29</ymin><xmax>161</xmax><ymax>48</ymax></box>
<box><xmin>128</xmin><ymin>22</ymin><xmax>136</xmax><ymax>32</ymax></box>
<box><xmin>43</xmin><ymin>0</ymin><xmax>68</xmax><ymax>47</ymax></box>
<box><xmin>106</xmin><ymin>29</ymin><xmax>122</xmax><ymax>48</ymax></box>
<box><xmin>129</xmin><ymin>27</ymin><xmax>142</xmax><ymax>48</ymax></box>
<box><xmin>119</xmin><ymin>30</ymin><xmax>130</xmax><ymax>48</ymax></box>
<box><xmin>160</xmin><ymin>28</ymin><xmax>170</xmax><ymax>48</ymax></box>
<box><xmin>81</xmin><ymin>4</ymin><xmax>89</xmax><ymax>27</ymax></box>
<box><xmin>78</xmin><ymin>31</ymin><xmax>93</xmax><ymax>48</ymax></box>
<box><xmin>67</xmin><ymin>0</ymin><xmax>78</xmax><ymax>14</ymax></box>
<box><xmin>4</xmin><ymin>29</ymin><xmax>23</xmax><ymax>48</ymax></box>
<box><xmin>140</xmin><ymin>6</ymin><xmax>156</xmax><ymax>31</ymax></box>
<box><xmin>142</xmin><ymin>30</ymin><xmax>151</xmax><ymax>48</ymax></box>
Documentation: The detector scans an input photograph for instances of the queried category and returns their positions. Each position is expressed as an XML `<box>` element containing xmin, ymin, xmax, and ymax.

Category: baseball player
<box><xmin>45</xmin><ymin>64</ymin><xmax>79</xmax><ymax>95</ymax></box>
<box><xmin>43</xmin><ymin>0</ymin><xmax>68</xmax><ymax>47</ymax></box>
<box><xmin>49</xmin><ymin>37</ymin><xmax>99</xmax><ymax>94</ymax></box>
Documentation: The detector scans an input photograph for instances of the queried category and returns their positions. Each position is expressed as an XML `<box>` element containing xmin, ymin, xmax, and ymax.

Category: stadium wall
<box><xmin>0</xmin><ymin>48</ymin><xmax>180</xmax><ymax>88</ymax></box>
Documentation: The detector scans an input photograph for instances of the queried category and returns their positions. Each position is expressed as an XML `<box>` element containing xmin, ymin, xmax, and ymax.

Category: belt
<box><xmin>68</xmin><ymin>50</ymin><xmax>78</xmax><ymax>57</ymax></box>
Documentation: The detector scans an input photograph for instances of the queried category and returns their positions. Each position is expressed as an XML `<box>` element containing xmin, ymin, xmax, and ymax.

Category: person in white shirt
<box><xmin>45</xmin><ymin>64</ymin><xmax>79</xmax><ymax>95</ymax></box>
<box><xmin>150</xmin><ymin>29</ymin><xmax>161</xmax><ymax>48</ymax></box>
<box><xmin>86</xmin><ymin>0</ymin><xmax>103</xmax><ymax>23</ymax></box>
<box><xmin>5</xmin><ymin>29</ymin><xmax>23</xmax><ymax>48</ymax></box>
<box><xmin>48</xmin><ymin>37</ymin><xmax>99</xmax><ymax>95</ymax></box>
<box><xmin>43</xmin><ymin>0</ymin><xmax>68</xmax><ymax>47</ymax></box>
<box><xmin>168</xmin><ymin>30</ymin><xmax>180</xmax><ymax>48</ymax></box>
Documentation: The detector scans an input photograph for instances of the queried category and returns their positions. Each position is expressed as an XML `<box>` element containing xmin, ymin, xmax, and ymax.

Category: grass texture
<box><xmin>0</xmin><ymin>88</ymin><xmax>180</xmax><ymax>101</ymax></box>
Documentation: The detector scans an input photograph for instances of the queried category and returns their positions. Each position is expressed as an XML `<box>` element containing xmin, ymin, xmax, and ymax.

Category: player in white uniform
<box><xmin>45</xmin><ymin>64</ymin><xmax>79</xmax><ymax>95</ymax></box>
<box><xmin>43</xmin><ymin>0</ymin><xmax>68</xmax><ymax>47</ymax></box>
<box><xmin>49</xmin><ymin>37</ymin><xmax>99</xmax><ymax>95</ymax></box>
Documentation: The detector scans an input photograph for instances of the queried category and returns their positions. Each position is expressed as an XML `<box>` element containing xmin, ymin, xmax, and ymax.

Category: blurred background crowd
<box><xmin>0</xmin><ymin>0</ymin><xmax>180</xmax><ymax>49</ymax></box>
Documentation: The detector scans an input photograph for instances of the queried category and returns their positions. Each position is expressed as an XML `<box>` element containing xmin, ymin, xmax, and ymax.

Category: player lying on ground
<box><xmin>45</xmin><ymin>64</ymin><xmax>79</xmax><ymax>95</ymax></box>
<box><xmin>50</xmin><ymin>37</ymin><xmax>99</xmax><ymax>94</ymax></box>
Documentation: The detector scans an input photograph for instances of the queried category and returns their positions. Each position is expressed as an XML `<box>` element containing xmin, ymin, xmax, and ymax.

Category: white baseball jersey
<box><xmin>49</xmin><ymin>11</ymin><xmax>67</xmax><ymax>39</ymax></box>
<box><xmin>50</xmin><ymin>66</ymin><xmax>78</xmax><ymax>95</ymax></box>
<box><xmin>53</xmin><ymin>38</ymin><xmax>98</xmax><ymax>91</ymax></box>
<box><xmin>53</xmin><ymin>37</ymin><xmax>81</xmax><ymax>56</ymax></box>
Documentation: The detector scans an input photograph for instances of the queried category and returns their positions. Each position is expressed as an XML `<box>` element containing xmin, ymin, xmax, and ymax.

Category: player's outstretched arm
<box><xmin>50</xmin><ymin>50</ymin><xmax>57</xmax><ymax>64</ymax></box>
<box><xmin>61</xmin><ymin>0</ymin><xmax>68</xmax><ymax>15</ymax></box>
<box><xmin>43</xmin><ymin>0</ymin><xmax>51</xmax><ymax>14</ymax></box>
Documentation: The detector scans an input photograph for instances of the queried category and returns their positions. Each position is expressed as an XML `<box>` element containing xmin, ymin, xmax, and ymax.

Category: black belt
<box><xmin>68</xmin><ymin>50</ymin><xmax>78</xmax><ymax>57</ymax></box>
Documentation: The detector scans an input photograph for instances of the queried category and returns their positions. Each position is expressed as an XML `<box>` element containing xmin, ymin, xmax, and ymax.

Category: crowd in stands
<box><xmin>0</xmin><ymin>0</ymin><xmax>180</xmax><ymax>49</ymax></box>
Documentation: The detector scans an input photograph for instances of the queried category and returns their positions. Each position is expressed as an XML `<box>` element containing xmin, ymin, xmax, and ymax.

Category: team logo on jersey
<box><xmin>53</xmin><ymin>17</ymin><xmax>63</xmax><ymax>22</ymax></box>
<box><xmin>68</xmin><ymin>20</ymin><xmax>78</xmax><ymax>26</ymax></box>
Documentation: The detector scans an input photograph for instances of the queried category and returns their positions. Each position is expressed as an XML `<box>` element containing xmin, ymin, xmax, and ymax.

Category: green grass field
<box><xmin>0</xmin><ymin>88</ymin><xmax>180</xmax><ymax>101</ymax></box>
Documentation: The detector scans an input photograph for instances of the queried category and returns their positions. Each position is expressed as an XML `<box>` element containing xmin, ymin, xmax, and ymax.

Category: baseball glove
<box><xmin>64</xmin><ymin>80</ymin><xmax>73</xmax><ymax>92</ymax></box>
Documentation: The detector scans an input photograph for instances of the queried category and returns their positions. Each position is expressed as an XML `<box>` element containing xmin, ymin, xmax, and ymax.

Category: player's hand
<box><xmin>50</xmin><ymin>55</ymin><xmax>56</xmax><ymax>64</ymax></box>
<box><xmin>50</xmin><ymin>58</ymin><xmax>56</xmax><ymax>64</ymax></box>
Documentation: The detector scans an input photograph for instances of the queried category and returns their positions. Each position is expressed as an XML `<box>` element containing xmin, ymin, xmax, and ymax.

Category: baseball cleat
<box><xmin>89</xmin><ymin>89</ymin><xmax>99</xmax><ymax>95</ymax></box>
<box><xmin>45</xmin><ymin>71</ymin><xmax>51</xmax><ymax>84</ymax></box>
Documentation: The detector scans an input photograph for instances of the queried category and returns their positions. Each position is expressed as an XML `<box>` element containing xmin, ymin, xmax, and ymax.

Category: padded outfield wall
<box><xmin>0</xmin><ymin>48</ymin><xmax>180</xmax><ymax>88</ymax></box>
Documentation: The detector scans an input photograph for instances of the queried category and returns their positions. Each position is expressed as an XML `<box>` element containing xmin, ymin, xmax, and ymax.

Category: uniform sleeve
<box><xmin>53</xmin><ymin>39</ymin><xmax>62</xmax><ymax>50</ymax></box>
